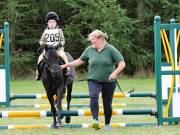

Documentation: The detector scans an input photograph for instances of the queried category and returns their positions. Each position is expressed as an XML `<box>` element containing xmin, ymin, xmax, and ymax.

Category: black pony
<box><xmin>40</xmin><ymin>45</ymin><xmax>75</xmax><ymax>128</ymax></box>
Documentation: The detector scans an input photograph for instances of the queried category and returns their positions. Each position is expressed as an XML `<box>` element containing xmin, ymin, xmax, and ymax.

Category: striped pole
<box><xmin>34</xmin><ymin>103</ymin><xmax>128</xmax><ymax>108</ymax></box>
<box><xmin>32</xmin><ymin>103</ymin><xmax>150</xmax><ymax>109</ymax></box>
<box><xmin>11</xmin><ymin>103</ymin><xmax>128</xmax><ymax>109</ymax></box>
<box><xmin>0</xmin><ymin>108</ymin><xmax>156</xmax><ymax>118</ymax></box>
<box><xmin>10</xmin><ymin>92</ymin><xmax>156</xmax><ymax>100</ymax></box>
<box><xmin>0</xmin><ymin>122</ymin><xmax>157</xmax><ymax>129</ymax></box>
<box><xmin>0</xmin><ymin>124</ymin><xmax>51</xmax><ymax>129</ymax></box>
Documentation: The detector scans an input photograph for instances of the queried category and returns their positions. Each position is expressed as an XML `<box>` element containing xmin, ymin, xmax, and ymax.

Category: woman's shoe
<box><xmin>92</xmin><ymin>119</ymin><xmax>100</xmax><ymax>130</ymax></box>
<box><xmin>103</xmin><ymin>124</ymin><xmax>111</xmax><ymax>130</ymax></box>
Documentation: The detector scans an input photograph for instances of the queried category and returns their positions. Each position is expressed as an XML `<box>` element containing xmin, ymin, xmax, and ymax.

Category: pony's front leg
<box><xmin>56</xmin><ymin>92</ymin><xmax>63</xmax><ymax>127</ymax></box>
<box><xmin>47</xmin><ymin>94</ymin><xmax>57</xmax><ymax>128</ymax></box>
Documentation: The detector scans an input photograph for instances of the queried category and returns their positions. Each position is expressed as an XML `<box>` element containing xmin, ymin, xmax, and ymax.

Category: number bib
<box><xmin>44</xmin><ymin>29</ymin><xmax>60</xmax><ymax>46</ymax></box>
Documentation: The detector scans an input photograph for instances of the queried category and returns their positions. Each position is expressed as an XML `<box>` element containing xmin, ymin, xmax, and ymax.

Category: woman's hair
<box><xmin>88</xmin><ymin>29</ymin><xmax>108</xmax><ymax>41</ymax></box>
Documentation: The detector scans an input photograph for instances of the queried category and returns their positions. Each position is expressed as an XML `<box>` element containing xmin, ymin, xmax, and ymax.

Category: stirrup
<box><xmin>65</xmin><ymin>70</ymin><xmax>71</xmax><ymax>76</ymax></box>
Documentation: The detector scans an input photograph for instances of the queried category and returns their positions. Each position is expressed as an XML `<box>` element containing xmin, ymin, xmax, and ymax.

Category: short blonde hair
<box><xmin>88</xmin><ymin>29</ymin><xmax>108</xmax><ymax>41</ymax></box>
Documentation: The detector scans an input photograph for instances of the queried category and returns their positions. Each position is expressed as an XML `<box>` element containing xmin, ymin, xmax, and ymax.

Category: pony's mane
<box><xmin>45</xmin><ymin>49</ymin><xmax>64</xmax><ymax>65</ymax></box>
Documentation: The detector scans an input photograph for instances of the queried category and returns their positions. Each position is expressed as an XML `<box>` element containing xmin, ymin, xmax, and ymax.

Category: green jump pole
<box><xmin>154</xmin><ymin>15</ymin><xmax>163</xmax><ymax>126</ymax></box>
<box><xmin>0</xmin><ymin>22</ymin><xmax>10</xmax><ymax>107</ymax></box>
<box><xmin>10</xmin><ymin>92</ymin><xmax>156</xmax><ymax>100</ymax></box>
<box><xmin>4</xmin><ymin>22</ymin><xmax>10</xmax><ymax>107</ymax></box>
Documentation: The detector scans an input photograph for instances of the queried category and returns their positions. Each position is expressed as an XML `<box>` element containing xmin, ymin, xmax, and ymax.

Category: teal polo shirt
<box><xmin>80</xmin><ymin>43</ymin><xmax>124</xmax><ymax>82</ymax></box>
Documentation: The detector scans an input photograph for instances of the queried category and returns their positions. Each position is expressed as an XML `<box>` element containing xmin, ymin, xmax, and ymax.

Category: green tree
<box><xmin>1</xmin><ymin>0</ymin><xmax>180</xmax><ymax>77</ymax></box>
<box><xmin>64</xmin><ymin>0</ymin><xmax>153</xmax><ymax>74</ymax></box>
<box><xmin>0</xmin><ymin>0</ymin><xmax>41</xmax><ymax>78</ymax></box>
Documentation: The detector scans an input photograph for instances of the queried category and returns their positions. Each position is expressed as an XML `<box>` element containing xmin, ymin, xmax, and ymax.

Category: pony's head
<box><xmin>44</xmin><ymin>45</ymin><xmax>63</xmax><ymax>76</ymax></box>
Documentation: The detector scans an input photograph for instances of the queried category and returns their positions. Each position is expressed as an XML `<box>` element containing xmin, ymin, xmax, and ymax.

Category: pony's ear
<box><xmin>43</xmin><ymin>54</ymin><xmax>46</xmax><ymax>59</ymax></box>
<box><xmin>45</xmin><ymin>45</ymin><xmax>48</xmax><ymax>51</ymax></box>
<box><xmin>54</xmin><ymin>43</ymin><xmax>62</xmax><ymax>50</ymax></box>
<box><xmin>54</xmin><ymin>45</ymin><xmax>59</xmax><ymax>50</ymax></box>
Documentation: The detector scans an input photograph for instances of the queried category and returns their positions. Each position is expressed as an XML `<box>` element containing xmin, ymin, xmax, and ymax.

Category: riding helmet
<box><xmin>45</xmin><ymin>11</ymin><xmax>59</xmax><ymax>23</ymax></box>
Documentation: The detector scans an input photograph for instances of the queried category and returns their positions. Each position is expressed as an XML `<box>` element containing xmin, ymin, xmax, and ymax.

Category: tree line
<box><xmin>0</xmin><ymin>0</ymin><xmax>180</xmax><ymax>78</ymax></box>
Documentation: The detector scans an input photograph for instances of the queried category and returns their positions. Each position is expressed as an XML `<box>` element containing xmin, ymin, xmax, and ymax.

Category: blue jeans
<box><xmin>88</xmin><ymin>80</ymin><xmax>116</xmax><ymax>124</ymax></box>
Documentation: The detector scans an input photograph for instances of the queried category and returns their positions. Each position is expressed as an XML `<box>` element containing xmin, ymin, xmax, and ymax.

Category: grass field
<box><xmin>1</xmin><ymin>77</ymin><xmax>180</xmax><ymax>135</ymax></box>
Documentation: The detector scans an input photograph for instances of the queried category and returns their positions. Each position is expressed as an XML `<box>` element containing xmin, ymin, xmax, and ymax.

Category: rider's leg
<box><xmin>35</xmin><ymin>52</ymin><xmax>44</xmax><ymax>80</ymax></box>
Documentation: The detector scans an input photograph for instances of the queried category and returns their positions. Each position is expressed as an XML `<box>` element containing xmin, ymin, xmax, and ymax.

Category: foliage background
<box><xmin>0</xmin><ymin>0</ymin><xmax>180</xmax><ymax>78</ymax></box>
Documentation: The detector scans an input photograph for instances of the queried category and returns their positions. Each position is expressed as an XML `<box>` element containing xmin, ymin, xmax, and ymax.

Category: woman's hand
<box><xmin>59</xmin><ymin>64</ymin><xmax>67</xmax><ymax>69</ymax></box>
<box><xmin>59</xmin><ymin>58</ymin><xmax>85</xmax><ymax>70</ymax></box>
<box><xmin>108</xmin><ymin>72</ymin><xmax>118</xmax><ymax>80</ymax></box>
<box><xmin>109</xmin><ymin>61</ymin><xmax>126</xmax><ymax>80</ymax></box>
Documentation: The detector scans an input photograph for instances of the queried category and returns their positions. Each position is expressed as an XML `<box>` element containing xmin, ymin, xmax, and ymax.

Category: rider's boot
<box><xmin>34</xmin><ymin>70</ymin><xmax>41</xmax><ymax>81</ymax></box>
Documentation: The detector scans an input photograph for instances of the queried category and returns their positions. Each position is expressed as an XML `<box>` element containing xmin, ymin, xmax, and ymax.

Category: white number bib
<box><xmin>44</xmin><ymin>29</ymin><xmax>60</xmax><ymax>46</ymax></box>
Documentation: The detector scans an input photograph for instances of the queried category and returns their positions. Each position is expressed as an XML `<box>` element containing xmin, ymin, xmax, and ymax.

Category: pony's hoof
<box><xmin>52</xmin><ymin>124</ymin><xmax>57</xmax><ymax>129</ymax></box>
<box><xmin>57</xmin><ymin>122</ymin><xmax>63</xmax><ymax>127</ymax></box>
<box><xmin>65</xmin><ymin>116</ymin><xmax>71</xmax><ymax>123</ymax></box>
<box><xmin>61</xmin><ymin>115</ymin><xmax>64</xmax><ymax>119</ymax></box>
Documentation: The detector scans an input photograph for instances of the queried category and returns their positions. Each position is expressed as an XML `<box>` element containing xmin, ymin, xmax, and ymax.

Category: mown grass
<box><xmin>1</xmin><ymin>77</ymin><xmax>180</xmax><ymax>135</ymax></box>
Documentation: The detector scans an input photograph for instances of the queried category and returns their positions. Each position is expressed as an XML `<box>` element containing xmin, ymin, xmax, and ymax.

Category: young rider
<box><xmin>35</xmin><ymin>11</ymin><xmax>71</xmax><ymax>80</ymax></box>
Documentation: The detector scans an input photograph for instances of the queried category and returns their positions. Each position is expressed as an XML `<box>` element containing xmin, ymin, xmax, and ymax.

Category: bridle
<box><xmin>44</xmin><ymin>49</ymin><xmax>62</xmax><ymax>76</ymax></box>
